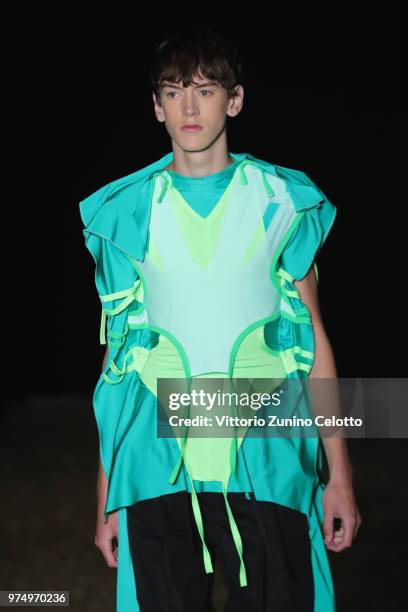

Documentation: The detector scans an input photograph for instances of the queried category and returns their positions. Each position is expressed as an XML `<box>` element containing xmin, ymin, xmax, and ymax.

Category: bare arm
<box><xmin>97</xmin><ymin>349</ymin><xmax>109</xmax><ymax>509</ymax></box>
<box><xmin>101</xmin><ymin>346</ymin><xmax>109</xmax><ymax>372</ymax></box>
<box><xmin>97</xmin><ymin>349</ymin><xmax>109</xmax><ymax>519</ymax></box>
<box><xmin>94</xmin><ymin>347</ymin><xmax>118</xmax><ymax>567</ymax></box>
<box><xmin>294</xmin><ymin>267</ymin><xmax>352</xmax><ymax>480</ymax></box>
<box><xmin>97</xmin><ymin>452</ymin><xmax>108</xmax><ymax>521</ymax></box>
<box><xmin>294</xmin><ymin>265</ymin><xmax>362</xmax><ymax>551</ymax></box>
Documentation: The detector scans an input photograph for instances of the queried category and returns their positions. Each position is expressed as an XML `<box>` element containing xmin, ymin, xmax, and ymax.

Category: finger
<box><xmin>322</xmin><ymin>506</ymin><xmax>335</xmax><ymax>544</ymax></box>
<box><xmin>326</xmin><ymin>521</ymin><xmax>349</xmax><ymax>550</ymax></box>
<box><xmin>341</xmin><ymin>517</ymin><xmax>355</xmax><ymax>547</ymax></box>
<box><xmin>332</xmin><ymin>526</ymin><xmax>345</xmax><ymax>542</ymax></box>
<box><xmin>353</xmin><ymin>514</ymin><xmax>362</xmax><ymax>539</ymax></box>
<box><xmin>99</xmin><ymin>541</ymin><xmax>118</xmax><ymax>568</ymax></box>
<box><xmin>326</xmin><ymin>531</ymin><xmax>350</xmax><ymax>551</ymax></box>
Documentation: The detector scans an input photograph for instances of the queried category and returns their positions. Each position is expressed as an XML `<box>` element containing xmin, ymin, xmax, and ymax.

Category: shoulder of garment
<box><xmin>78</xmin><ymin>151</ymin><xmax>335</xmax><ymax>262</ymax></box>
<box><xmin>78</xmin><ymin>151</ymin><xmax>176</xmax><ymax>260</ymax></box>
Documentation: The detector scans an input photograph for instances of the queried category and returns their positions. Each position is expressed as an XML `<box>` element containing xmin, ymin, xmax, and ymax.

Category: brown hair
<box><xmin>149</xmin><ymin>27</ymin><xmax>244</xmax><ymax>106</ymax></box>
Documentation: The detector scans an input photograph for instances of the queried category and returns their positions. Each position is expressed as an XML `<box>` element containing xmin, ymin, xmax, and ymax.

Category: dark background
<box><xmin>3</xmin><ymin>10</ymin><xmax>407</xmax><ymax>611</ymax></box>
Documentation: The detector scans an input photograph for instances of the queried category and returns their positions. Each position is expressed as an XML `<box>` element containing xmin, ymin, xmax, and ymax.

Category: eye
<box><xmin>166</xmin><ymin>91</ymin><xmax>178</xmax><ymax>98</ymax></box>
<box><xmin>199</xmin><ymin>89</ymin><xmax>212</xmax><ymax>96</ymax></box>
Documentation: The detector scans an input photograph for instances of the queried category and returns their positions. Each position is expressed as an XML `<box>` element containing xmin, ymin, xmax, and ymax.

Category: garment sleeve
<box><xmin>280</xmin><ymin>173</ymin><xmax>337</xmax><ymax>282</ymax></box>
<box><xmin>83</xmin><ymin>231</ymin><xmax>140</xmax><ymax>351</ymax></box>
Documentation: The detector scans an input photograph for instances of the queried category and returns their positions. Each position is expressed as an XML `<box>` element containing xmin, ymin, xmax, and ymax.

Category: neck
<box><xmin>165</xmin><ymin>146</ymin><xmax>235</xmax><ymax>177</ymax></box>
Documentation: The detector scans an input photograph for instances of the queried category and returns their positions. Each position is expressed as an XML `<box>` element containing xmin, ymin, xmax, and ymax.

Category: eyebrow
<box><xmin>161</xmin><ymin>81</ymin><xmax>219</xmax><ymax>89</ymax></box>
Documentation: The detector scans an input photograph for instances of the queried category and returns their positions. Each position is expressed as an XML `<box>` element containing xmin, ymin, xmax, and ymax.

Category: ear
<box><xmin>227</xmin><ymin>84</ymin><xmax>244</xmax><ymax>117</ymax></box>
<box><xmin>152</xmin><ymin>91</ymin><xmax>165</xmax><ymax>122</ymax></box>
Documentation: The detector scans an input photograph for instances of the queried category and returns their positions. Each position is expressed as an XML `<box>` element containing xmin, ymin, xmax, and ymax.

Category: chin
<box><xmin>173</xmin><ymin>137</ymin><xmax>211</xmax><ymax>153</ymax></box>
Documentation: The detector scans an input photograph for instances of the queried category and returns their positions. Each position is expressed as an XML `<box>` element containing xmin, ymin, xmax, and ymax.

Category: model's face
<box><xmin>153</xmin><ymin>72</ymin><xmax>243</xmax><ymax>151</ymax></box>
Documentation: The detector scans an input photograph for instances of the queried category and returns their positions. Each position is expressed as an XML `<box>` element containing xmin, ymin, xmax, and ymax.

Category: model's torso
<box><xmin>130</xmin><ymin>160</ymin><xmax>299</xmax><ymax>397</ymax></box>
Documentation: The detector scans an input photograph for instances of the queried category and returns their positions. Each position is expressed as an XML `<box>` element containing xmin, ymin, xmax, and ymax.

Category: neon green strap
<box><xmin>154</xmin><ymin>159</ymin><xmax>277</xmax><ymax>205</ymax></box>
<box><xmin>225</xmin><ymin>389</ymin><xmax>247</xmax><ymax>587</ymax></box>
<box><xmin>168</xmin><ymin>377</ymin><xmax>193</xmax><ymax>484</ymax></box>
<box><xmin>276</xmin><ymin>266</ymin><xmax>300</xmax><ymax>298</ymax></box>
<box><xmin>99</xmin><ymin>279</ymin><xmax>140</xmax><ymax>345</ymax></box>
<box><xmin>105</xmin><ymin>322</ymin><xmax>129</xmax><ymax>349</ymax></box>
<box><xmin>103</xmin><ymin>345</ymin><xmax>150</xmax><ymax>384</ymax></box>
<box><xmin>276</xmin><ymin>267</ymin><xmax>314</xmax><ymax>325</ymax></box>
<box><xmin>168</xmin><ymin>433</ymin><xmax>187</xmax><ymax>484</ymax></box>
<box><xmin>150</xmin><ymin>170</ymin><xmax>171</xmax><ymax>204</ymax></box>
<box><xmin>298</xmin><ymin>362</ymin><xmax>313</xmax><ymax>372</ymax></box>
<box><xmin>183</xmin><ymin>462</ymin><xmax>214</xmax><ymax>575</ymax></box>
<box><xmin>222</xmin><ymin>482</ymin><xmax>248</xmax><ymax>587</ymax></box>
<box><xmin>239</xmin><ymin>160</ymin><xmax>275</xmax><ymax>198</ymax></box>
<box><xmin>277</xmin><ymin>266</ymin><xmax>295</xmax><ymax>283</ymax></box>
<box><xmin>229</xmin><ymin>389</ymin><xmax>239</xmax><ymax>476</ymax></box>
<box><xmin>278</xmin><ymin>263</ymin><xmax>320</xmax><ymax>292</ymax></box>
<box><xmin>179</xmin><ymin>463</ymin><xmax>248</xmax><ymax>588</ymax></box>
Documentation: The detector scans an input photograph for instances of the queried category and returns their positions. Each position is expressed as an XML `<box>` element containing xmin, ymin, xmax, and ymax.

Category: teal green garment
<box><xmin>166</xmin><ymin>156</ymin><xmax>241</xmax><ymax>217</ymax></box>
<box><xmin>79</xmin><ymin>151</ymin><xmax>338</xmax><ymax>612</ymax></box>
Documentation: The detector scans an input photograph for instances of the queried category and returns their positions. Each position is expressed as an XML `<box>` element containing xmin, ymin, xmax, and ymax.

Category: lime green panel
<box><xmin>169</xmin><ymin>181</ymin><xmax>233</xmax><ymax>267</ymax></box>
<box><xmin>242</xmin><ymin>218</ymin><xmax>266</xmax><ymax>264</ymax></box>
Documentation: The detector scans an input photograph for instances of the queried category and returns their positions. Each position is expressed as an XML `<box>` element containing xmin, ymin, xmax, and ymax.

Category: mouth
<box><xmin>181</xmin><ymin>125</ymin><xmax>203</xmax><ymax>131</ymax></box>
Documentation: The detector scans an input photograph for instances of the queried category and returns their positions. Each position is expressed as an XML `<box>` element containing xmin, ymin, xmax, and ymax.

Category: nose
<box><xmin>181</xmin><ymin>91</ymin><xmax>200</xmax><ymax>116</ymax></box>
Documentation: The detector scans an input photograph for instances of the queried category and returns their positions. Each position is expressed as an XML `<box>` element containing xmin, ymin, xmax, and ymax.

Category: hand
<box><xmin>95</xmin><ymin>510</ymin><xmax>119</xmax><ymax>567</ymax></box>
<box><xmin>321</xmin><ymin>478</ymin><xmax>362</xmax><ymax>552</ymax></box>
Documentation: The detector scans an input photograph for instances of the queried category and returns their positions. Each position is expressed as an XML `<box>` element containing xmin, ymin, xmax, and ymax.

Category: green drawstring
<box><xmin>99</xmin><ymin>278</ymin><xmax>140</xmax><ymax>345</ymax></box>
<box><xmin>277</xmin><ymin>266</ymin><xmax>295</xmax><ymax>284</ymax></box>
<box><xmin>229</xmin><ymin>387</ymin><xmax>239</xmax><ymax>476</ymax></box>
<box><xmin>168</xmin><ymin>381</ymin><xmax>248</xmax><ymax>588</ymax></box>
<box><xmin>221</xmin><ymin>482</ymin><xmax>248</xmax><ymax>587</ymax></box>
<box><xmin>168</xmin><ymin>375</ymin><xmax>193</xmax><ymax>485</ymax></box>
<box><xmin>168</xmin><ymin>432</ymin><xmax>188</xmax><ymax>484</ymax></box>
<box><xmin>103</xmin><ymin>345</ymin><xmax>150</xmax><ymax>384</ymax></box>
<box><xmin>276</xmin><ymin>267</ymin><xmax>312</xmax><ymax>324</ymax></box>
<box><xmin>152</xmin><ymin>170</ymin><xmax>172</xmax><ymax>204</ymax></box>
<box><xmin>181</xmin><ymin>457</ymin><xmax>248</xmax><ymax>587</ymax></box>
<box><xmin>183</xmin><ymin>462</ymin><xmax>214</xmax><ymax>575</ymax></box>
<box><xmin>226</xmin><ymin>381</ymin><xmax>247</xmax><ymax>587</ymax></box>
<box><xmin>239</xmin><ymin>160</ymin><xmax>275</xmax><ymax>199</ymax></box>
<box><xmin>153</xmin><ymin>158</ymin><xmax>275</xmax><ymax>210</ymax></box>
<box><xmin>277</xmin><ymin>266</ymin><xmax>301</xmax><ymax>299</ymax></box>
<box><xmin>105</xmin><ymin>321</ymin><xmax>129</xmax><ymax>349</ymax></box>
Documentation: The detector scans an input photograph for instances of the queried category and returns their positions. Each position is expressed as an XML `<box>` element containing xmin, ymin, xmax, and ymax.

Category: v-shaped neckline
<box><xmin>163</xmin><ymin>158</ymin><xmax>244</xmax><ymax>223</ymax></box>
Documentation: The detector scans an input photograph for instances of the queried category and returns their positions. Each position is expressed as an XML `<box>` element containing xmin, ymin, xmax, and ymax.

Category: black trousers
<box><xmin>126</xmin><ymin>491</ymin><xmax>314</xmax><ymax>612</ymax></box>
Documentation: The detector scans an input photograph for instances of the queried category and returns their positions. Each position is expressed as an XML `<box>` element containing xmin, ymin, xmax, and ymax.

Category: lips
<box><xmin>181</xmin><ymin>125</ymin><xmax>203</xmax><ymax>131</ymax></box>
